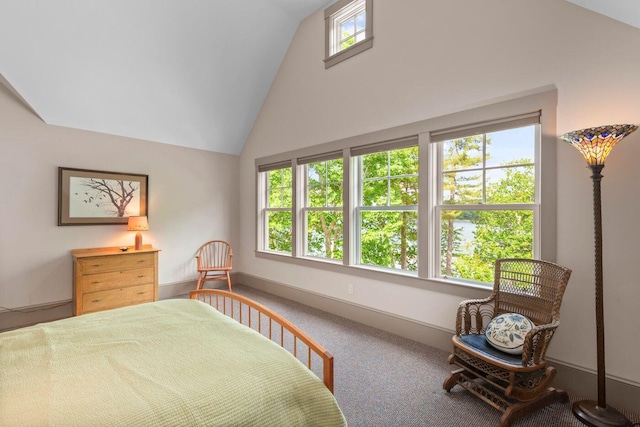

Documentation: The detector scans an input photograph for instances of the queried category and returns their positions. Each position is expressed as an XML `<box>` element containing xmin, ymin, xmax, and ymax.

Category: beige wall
<box><xmin>0</xmin><ymin>83</ymin><xmax>239</xmax><ymax>309</ymax></box>
<box><xmin>238</xmin><ymin>0</ymin><xmax>640</xmax><ymax>391</ymax></box>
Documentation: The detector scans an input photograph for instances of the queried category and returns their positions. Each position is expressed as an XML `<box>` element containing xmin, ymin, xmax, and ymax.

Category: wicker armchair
<box><xmin>195</xmin><ymin>240</ymin><xmax>233</xmax><ymax>292</ymax></box>
<box><xmin>443</xmin><ymin>258</ymin><xmax>572</xmax><ymax>427</ymax></box>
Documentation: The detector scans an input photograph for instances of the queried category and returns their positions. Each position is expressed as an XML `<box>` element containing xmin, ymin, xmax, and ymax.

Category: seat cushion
<box><xmin>458</xmin><ymin>334</ymin><xmax>523</xmax><ymax>365</ymax></box>
<box><xmin>485</xmin><ymin>313</ymin><xmax>534</xmax><ymax>354</ymax></box>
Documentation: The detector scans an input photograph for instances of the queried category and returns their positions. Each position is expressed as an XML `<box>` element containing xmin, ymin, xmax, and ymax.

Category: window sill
<box><xmin>324</xmin><ymin>36</ymin><xmax>373</xmax><ymax>69</ymax></box>
<box><xmin>254</xmin><ymin>250</ymin><xmax>491</xmax><ymax>299</ymax></box>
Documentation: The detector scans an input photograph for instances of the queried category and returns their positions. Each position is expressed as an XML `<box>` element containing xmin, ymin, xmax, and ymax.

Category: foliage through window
<box><xmin>357</xmin><ymin>146</ymin><xmax>418</xmax><ymax>271</ymax></box>
<box><xmin>438</xmin><ymin>125</ymin><xmax>537</xmax><ymax>283</ymax></box>
<box><xmin>256</xmin><ymin>91</ymin><xmax>555</xmax><ymax>289</ymax></box>
<box><xmin>265</xmin><ymin>166</ymin><xmax>292</xmax><ymax>253</ymax></box>
<box><xmin>305</xmin><ymin>158</ymin><xmax>344</xmax><ymax>260</ymax></box>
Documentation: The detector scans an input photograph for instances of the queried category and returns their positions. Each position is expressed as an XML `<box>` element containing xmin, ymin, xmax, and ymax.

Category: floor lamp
<box><xmin>560</xmin><ymin>124</ymin><xmax>637</xmax><ymax>427</ymax></box>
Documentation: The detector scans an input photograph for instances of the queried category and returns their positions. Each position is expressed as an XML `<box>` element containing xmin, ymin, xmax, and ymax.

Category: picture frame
<box><xmin>58</xmin><ymin>167</ymin><xmax>148</xmax><ymax>226</ymax></box>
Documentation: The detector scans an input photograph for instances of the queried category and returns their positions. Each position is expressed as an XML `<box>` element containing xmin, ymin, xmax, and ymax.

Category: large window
<box><xmin>356</xmin><ymin>145</ymin><xmax>418</xmax><ymax>271</ymax></box>
<box><xmin>256</xmin><ymin>90</ymin><xmax>556</xmax><ymax>289</ymax></box>
<box><xmin>324</xmin><ymin>0</ymin><xmax>373</xmax><ymax>68</ymax></box>
<box><xmin>435</xmin><ymin>123</ymin><xmax>537</xmax><ymax>283</ymax></box>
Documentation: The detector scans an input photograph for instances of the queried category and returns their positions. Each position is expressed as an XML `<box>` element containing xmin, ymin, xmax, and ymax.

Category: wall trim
<box><xmin>158</xmin><ymin>280</ymin><xmax>197</xmax><ymax>299</ymax></box>
<box><xmin>0</xmin><ymin>300</ymin><xmax>72</xmax><ymax>332</ymax></box>
<box><xmin>235</xmin><ymin>271</ymin><xmax>640</xmax><ymax>415</ymax></box>
<box><xmin>158</xmin><ymin>274</ymin><xmax>241</xmax><ymax>299</ymax></box>
<box><xmin>0</xmin><ymin>275</ymin><xmax>241</xmax><ymax>331</ymax></box>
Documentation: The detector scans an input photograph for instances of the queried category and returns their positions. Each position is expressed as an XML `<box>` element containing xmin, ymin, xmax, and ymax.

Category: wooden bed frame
<box><xmin>190</xmin><ymin>289</ymin><xmax>335</xmax><ymax>393</ymax></box>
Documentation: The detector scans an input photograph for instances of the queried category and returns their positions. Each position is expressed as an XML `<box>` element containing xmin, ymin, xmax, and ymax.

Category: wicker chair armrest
<box><xmin>455</xmin><ymin>296</ymin><xmax>496</xmax><ymax>336</ymax></box>
<box><xmin>521</xmin><ymin>321</ymin><xmax>559</xmax><ymax>366</ymax></box>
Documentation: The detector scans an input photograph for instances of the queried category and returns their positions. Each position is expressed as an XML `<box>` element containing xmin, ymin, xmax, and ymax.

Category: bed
<box><xmin>0</xmin><ymin>290</ymin><xmax>347</xmax><ymax>426</ymax></box>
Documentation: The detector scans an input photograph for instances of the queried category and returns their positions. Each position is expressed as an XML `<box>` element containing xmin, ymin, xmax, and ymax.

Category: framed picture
<box><xmin>58</xmin><ymin>167</ymin><xmax>148</xmax><ymax>226</ymax></box>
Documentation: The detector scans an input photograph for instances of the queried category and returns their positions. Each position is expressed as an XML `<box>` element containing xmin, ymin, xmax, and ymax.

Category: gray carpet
<box><xmin>197</xmin><ymin>285</ymin><xmax>640</xmax><ymax>427</ymax></box>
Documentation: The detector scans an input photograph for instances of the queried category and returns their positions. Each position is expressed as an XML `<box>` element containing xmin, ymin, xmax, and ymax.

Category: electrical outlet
<box><xmin>348</xmin><ymin>284</ymin><xmax>354</xmax><ymax>295</ymax></box>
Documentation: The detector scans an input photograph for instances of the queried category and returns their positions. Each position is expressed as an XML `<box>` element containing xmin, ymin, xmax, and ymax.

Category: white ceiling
<box><xmin>0</xmin><ymin>0</ymin><xmax>334</xmax><ymax>154</ymax></box>
<box><xmin>565</xmin><ymin>0</ymin><xmax>640</xmax><ymax>30</ymax></box>
<box><xmin>0</xmin><ymin>0</ymin><xmax>636</xmax><ymax>155</ymax></box>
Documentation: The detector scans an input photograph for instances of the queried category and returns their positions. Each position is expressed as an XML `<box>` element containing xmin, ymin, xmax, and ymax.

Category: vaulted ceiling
<box><xmin>0</xmin><ymin>0</ymin><xmax>334</xmax><ymax>154</ymax></box>
<box><xmin>0</xmin><ymin>0</ymin><xmax>636</xmax><ymax>155</ymax></box>
<box><xmin>565</xmin><ymin>0</ymin><xmax>640</xmax><ymax>30</ymax></box>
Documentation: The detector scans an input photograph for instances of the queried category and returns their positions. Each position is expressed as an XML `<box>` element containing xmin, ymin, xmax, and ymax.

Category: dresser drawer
<box><xmin>80</xmin><ymin>253</ymin><xmax>155</xmax><ymax>274</ymax></box>
<box><xmin>72</xmin><ymin>246</ymin><xmax>160</xmax><ymax>315</ymax></box>
<box><xmin>82</xmin><ymin>284</ymin><xmax>155</xmax><ymax>314</ymax></box>
<box><xmin>82</xmin><ymin>267</ymin><xmax>155</xmax><ymax>293</ymax></box>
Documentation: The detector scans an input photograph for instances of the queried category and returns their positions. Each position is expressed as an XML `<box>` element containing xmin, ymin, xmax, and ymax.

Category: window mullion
<box><xmin>292</xmin><ymin>159</ymin><xmax>302</xmax><ymax>257</ymax></box>
<box><xmin>482</xmin><ymin>134</ymin><xmax>487</xmax><ymax>203</ymax></box>
<box><xmin>386</xmin><ymin>151</ymin><xmax>391</xmax><ymax>206</ymax></box>
<box><xmin>423</xmin><ymin>132</ymin><xmax>437</xmax><ymax>279</ymax></box>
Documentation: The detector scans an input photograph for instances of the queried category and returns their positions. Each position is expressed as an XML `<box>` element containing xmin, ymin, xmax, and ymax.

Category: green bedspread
<box><xmin>0</xmin><ymin>299</ymin><xmax>347</xmax><ymax>426</ymax></box>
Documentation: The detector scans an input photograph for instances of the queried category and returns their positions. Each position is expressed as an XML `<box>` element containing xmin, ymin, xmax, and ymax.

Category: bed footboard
<box><xmin>190</xmin><ymin>289</ymin><xmax>335</xmax><ymax>393</ymax></box>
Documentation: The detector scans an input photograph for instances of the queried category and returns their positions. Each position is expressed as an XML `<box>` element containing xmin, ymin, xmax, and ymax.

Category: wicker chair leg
<box><xmin>196</xmin><ymin>273</ymin><xmax>204</xmax><ymax>290</ymax></box>
<box><xmin>443</xmin><ymin>368</ymin><xmax>466</xmax><ymax>392</ymax></box>
<box><xmin>498</xmin><ymin>387</ymin><xmax>569</xmax><ymax>427</ymax></box>
<box><xmin>226</xmin><ymin>271</ymin><xmax>232</xmax><ymax>292</ymax></box>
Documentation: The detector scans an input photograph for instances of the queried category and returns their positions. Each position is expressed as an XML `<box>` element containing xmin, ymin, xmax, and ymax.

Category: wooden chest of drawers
<box><xmin>72</xmin><ymin>245</ymin><xmax>160</xmax><ymax>315</ymax></box>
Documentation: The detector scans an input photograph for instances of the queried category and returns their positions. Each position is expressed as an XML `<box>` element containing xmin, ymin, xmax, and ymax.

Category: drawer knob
<box><xmin>92</xmin><ymin>264</ymin><xmax>102</xmax><ymax>267</ymax></box>
<box><xmin>91</xmin><ymin>299</ymin><xmax>102</xmax><ymax>303</ymax></box>
<box><xmin>137</xmin><ymin>260</ymin><xmax>146</xmax><ymax>263</ymax></box>
<box><xmin>92</xmin><ymin>281</ymin><xmax>102</xmax><ymax>284</ymax></box>
<box><xmin>137</xmin><ymin>275</ymin><xmax>145</xmax><ymax>278</ymax></box>
<box><xmin>137</xmin><ymin>291</ymin><xmax>146</xmax><ymax>295</ymax></box>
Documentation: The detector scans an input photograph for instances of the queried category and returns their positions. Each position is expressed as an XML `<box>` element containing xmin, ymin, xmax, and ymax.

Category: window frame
<box><xmin>431</xmin><ymin>117</ymin><xmax>541</xmax><ymax>283</ymax></box>
<box><xmin>324</xmin><ymin>0</ymin><xmax>373</xmax><ymax>69</ymax></box>
<box><xmin>257</xmin><ymin>162</ymin><xmax>294</xmax><ymax>255</ymax></box>
<box><xmin>300</xmin><ymin>153</ymin><xmax>345</xmax><ymax>262</ymax></box>
<box><xmin>255</xmin><ymin>89</ymin><xmax>557</xmax><ymax>293</ymax></box>
<box><xmin>354</xmin><ymin>144</ymin><xmax>419</xmax><ymax>272</ymax></box>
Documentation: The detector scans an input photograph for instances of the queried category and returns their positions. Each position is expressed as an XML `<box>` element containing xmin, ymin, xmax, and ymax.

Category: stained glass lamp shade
<box><xmin>560</xmin><ymin>124</ymin><xmax>637</xmax><ymax>166</ymax></box>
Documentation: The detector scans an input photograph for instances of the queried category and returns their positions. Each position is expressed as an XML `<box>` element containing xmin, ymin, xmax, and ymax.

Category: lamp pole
<box><xmin>589</xmin><ymin>164</ymin><xmax>605</xmax><ymax>409</ymax></box>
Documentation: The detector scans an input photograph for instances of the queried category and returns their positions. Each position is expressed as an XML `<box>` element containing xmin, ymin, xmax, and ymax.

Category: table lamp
<box><xmin>127</xmin><ymin>216</ymin><xmax>149</xmax><ymax>250</ymax></box>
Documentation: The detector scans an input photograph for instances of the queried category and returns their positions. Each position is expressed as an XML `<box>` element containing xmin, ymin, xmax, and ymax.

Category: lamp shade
<box><xmin>560</xmin><ymin>124</ymin><xmax>637</xmax><ymax>166</ymax></box>
<box><xmin>127</xmin><ymin>216</ymin><xmax>149</xmax><ymax>231</ymax></box>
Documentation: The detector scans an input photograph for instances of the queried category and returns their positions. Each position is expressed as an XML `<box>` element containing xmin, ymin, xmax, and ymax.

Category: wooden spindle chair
<box><xmin>195</xmin><ymin>240</ymin><xmax>233</xmax><ymax>292</ymax></box>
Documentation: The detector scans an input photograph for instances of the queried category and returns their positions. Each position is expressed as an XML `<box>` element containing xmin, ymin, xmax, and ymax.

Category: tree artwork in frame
<box><xmin>58</xmin><ymin>167</ymin><xmax>148</xmax><ymax>225</ymax></box>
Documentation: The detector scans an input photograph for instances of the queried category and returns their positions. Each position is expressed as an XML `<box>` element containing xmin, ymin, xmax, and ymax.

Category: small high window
<box><xmin>324</xmin><ymin>0</ymin><xmax>373</xmax><ymax>69</ymax></box>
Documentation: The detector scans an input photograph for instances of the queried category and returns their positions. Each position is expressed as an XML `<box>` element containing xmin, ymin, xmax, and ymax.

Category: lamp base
<box><xmin>573</xmin><ymin>400</ymin><xmax>633</xmax><ymax>427</ymax></box>
<box><xmin>134</xmin><ymin>232</ymin><xmax>143</xmax><ymax>250</ymax></box>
